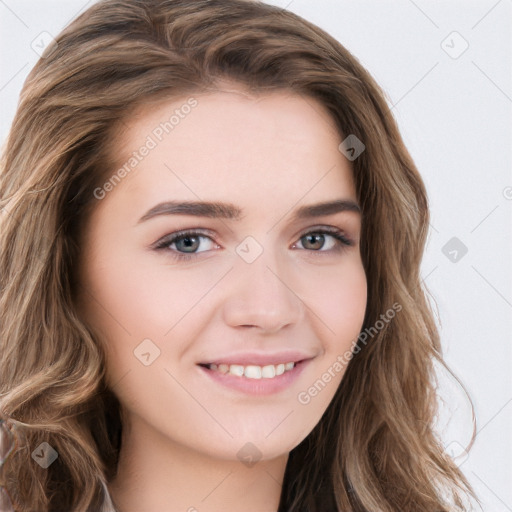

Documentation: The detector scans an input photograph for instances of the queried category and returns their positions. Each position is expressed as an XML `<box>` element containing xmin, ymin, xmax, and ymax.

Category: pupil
<box><xmin>178</xmin><ymin>236</ymin><xmax>198</xmax><ymax>252</ymax></box>
<box><xmin>304</xmin><ymin>234</ymin><xmax>324</xmax><ymax>250</ymax></box>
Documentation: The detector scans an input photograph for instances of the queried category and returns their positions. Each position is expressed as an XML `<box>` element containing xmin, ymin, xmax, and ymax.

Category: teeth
<box><xmin>230</xmin><ymin>364</ymin><xmax>244</xmax><ymax>377</ymax></box>
<box><xmin>244</xmin><ymin>365</ymin><xmax>261</xmax><ymax>379</ymax></box>
<box><xmin>261</xmin><ymin>365</ymin><xmax>275</xmax><ymax>378</ymax></box>
<box><xmin>207</xmin><ymin>361</ymin><xmax>297</xmax><ymax>379</ymax></box>
<box><xmin>218</xmin><ymin>364</ymin><xmax>229</xmax><ymax>374</ymax></box>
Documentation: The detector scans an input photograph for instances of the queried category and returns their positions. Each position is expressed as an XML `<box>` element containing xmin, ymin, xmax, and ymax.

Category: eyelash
<box><xmin>152</xmin><ymin>227</ymin><xmax>354</xmax><ymax>262</ymax></box>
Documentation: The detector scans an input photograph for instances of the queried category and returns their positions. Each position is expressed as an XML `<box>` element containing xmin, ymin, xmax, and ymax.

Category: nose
<box><xmin>221</xmin><ymin>249</ymin><xmax>304</xmax><ymax>334</ymax></box>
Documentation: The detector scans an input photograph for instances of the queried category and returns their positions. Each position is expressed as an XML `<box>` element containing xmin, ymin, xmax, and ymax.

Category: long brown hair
<box><xmin>0</xmin><ymin>0</ymin><xmax>477</xmax><ymax>510</ymax></box>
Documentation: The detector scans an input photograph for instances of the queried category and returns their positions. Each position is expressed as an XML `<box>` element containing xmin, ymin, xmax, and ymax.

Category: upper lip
<box><xmin>198</xmin><ymin>350</ymin><xmax>316</xmax><ymax>367</ymax></box>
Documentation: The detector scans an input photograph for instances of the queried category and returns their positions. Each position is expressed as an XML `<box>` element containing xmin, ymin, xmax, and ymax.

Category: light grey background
<box><xmin>1</xmin><ymin>1</ymin><xmax>511</xmax><ymax>510</ymax></box>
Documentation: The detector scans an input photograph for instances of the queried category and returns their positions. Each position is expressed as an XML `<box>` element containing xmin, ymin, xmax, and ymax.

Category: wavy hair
<box><xmin>0</xmin><ymin>0</ymin><xmax>477</xmax><ymax>510</ymax></box>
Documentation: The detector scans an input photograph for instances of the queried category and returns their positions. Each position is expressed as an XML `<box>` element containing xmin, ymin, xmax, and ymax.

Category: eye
<box><xmin>152</xmin><ymin>226</ymin><xmax>354</xmax><ymax>262</ymax></box>
<box><xmin>153</xmin><ymin>230</ymin><xmax>219</xmax><ymax>261</ymax></box>
<box><xmin>293</xmin><ymin>227</ymin><xmax>353</xmax><ymax>253</ymax></box>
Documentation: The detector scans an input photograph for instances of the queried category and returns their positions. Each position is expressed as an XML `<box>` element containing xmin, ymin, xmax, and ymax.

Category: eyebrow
<box><xmin>137</xmin><ymin>198</ymin><xmax>360</xmax><ymax>224</ymax></box>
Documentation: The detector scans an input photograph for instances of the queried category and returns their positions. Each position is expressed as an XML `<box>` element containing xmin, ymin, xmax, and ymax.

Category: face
<box><xmin>77</xmin><ymin>86</ymin><xmax>367</xmax><ymax>463</ymax></box>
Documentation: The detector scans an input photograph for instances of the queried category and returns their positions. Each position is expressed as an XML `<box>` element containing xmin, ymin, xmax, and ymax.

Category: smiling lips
<box><xmin>198</xmin><ymin>350</ymin><xmax>315</xmax><ymax>381</ymax></box>
<box><xmin>205</xmin><ymin>362</ymin><xmax>296</xmax><ymax>379</ymax></box>
<box><xmin>198</xmin><ymin>352</ymin><xmax>314</xmax><ymax>394</ymax></box>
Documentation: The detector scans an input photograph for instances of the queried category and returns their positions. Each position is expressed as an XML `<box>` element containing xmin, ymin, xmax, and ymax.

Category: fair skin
<box><xmin>77</xmin><ymin>85</ymin><xmax>367</xmax><ymax>512</ymax></box>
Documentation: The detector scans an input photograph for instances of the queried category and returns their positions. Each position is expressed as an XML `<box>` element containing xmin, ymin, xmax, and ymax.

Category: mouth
<box><xmin>198</xmin><ymin>361</ymin><xmax>298</xmax><ymax>380</ymax></box>
<box><xmin>197</xmin><ymin>357</ymin><xmax>312</xmax><ymax>396</ymax></box>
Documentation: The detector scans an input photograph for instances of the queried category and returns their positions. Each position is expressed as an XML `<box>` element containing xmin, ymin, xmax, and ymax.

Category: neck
<box><xmin>107</xmin><ymin>414</ymin><xmax>288</xmax><ymax>512</ymax></box>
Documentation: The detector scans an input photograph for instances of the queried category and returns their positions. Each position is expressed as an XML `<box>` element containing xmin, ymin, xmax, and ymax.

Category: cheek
<box><xmin>81</xmin><ymin>247</ymin><xmax>213</xmax><ymax>334</ymax></box>
<box><xmin>302</xmin><ymin>257</ymin><xmax>367</xmax><ymax>346</ymax></box>
<box><xmin>78</xmin><ymin>249</ymin><xmax>232</xmax><ymax>377</ymax></box>
<box><xmin>293</xmin><ymin>261</ymin><xmax>366</xmax><ymax>421</ymax></box>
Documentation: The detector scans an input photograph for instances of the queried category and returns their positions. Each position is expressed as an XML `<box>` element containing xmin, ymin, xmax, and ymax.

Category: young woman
<box><xmin>0</xmin><ymin>0</ymin><xmax>477</xmax><ymax>510</ymax></box>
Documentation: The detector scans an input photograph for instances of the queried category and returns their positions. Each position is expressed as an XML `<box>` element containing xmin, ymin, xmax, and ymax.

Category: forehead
<box><xmin>97</xmin><ymin>87</ymin><xmax>356</xmax><ymax>220</ymax></box>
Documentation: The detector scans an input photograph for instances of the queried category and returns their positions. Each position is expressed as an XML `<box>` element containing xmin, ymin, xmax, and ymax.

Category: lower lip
<box><xmin>197</xmin><ymin>360</ymin><xmax>311</xmax><ymax>396</ymax></box>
